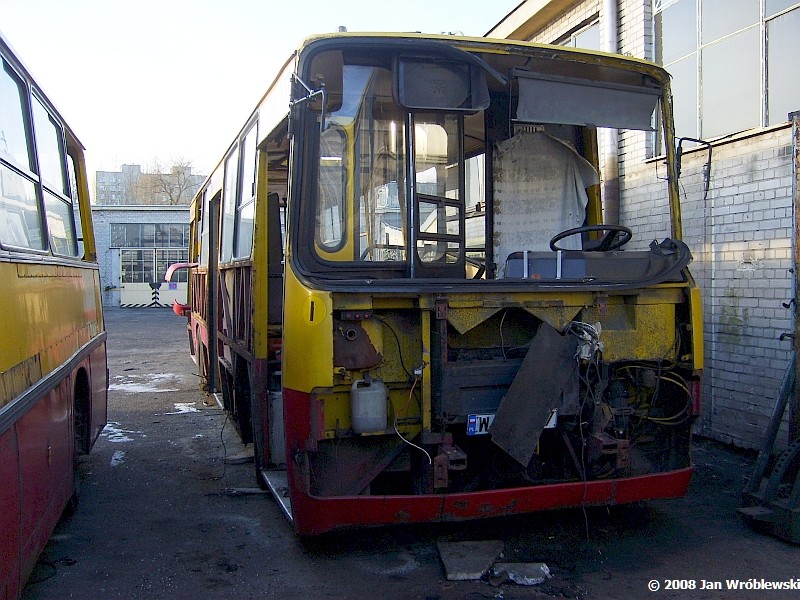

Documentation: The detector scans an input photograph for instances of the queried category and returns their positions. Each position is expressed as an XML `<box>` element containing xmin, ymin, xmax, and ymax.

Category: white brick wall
<box><xmin>91</xmin><ymin>206</ymin><xmax>191</xmax><ymax>308</ymax></box>
<box><xmin>527</xmin><ymin>1</ymin><xmax>601</xmax><ymax>45</ymax></box>
<box><xmin>679</xmin><ymin>128</ymin><xmax>794</xmax><ymax>448</ymax></box>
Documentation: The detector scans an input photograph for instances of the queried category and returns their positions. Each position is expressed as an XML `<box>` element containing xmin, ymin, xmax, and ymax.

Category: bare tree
<box><xmin>144</xmin><ymin>158</ymin><xmax>202</xmax><ymax>205</ymax></box>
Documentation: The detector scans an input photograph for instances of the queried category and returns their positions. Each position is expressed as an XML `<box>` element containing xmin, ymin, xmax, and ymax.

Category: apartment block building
<box><xmin>95</xmin><ymin>163</ymin><xmax>204</xmax><ymax>205</ymax></box>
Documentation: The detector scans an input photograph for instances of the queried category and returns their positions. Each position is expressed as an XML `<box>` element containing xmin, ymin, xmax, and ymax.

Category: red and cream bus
<box><xmin>0</xmin><ymin>32</ymin><xmax>108</xmax><ymax>595</ymax></box>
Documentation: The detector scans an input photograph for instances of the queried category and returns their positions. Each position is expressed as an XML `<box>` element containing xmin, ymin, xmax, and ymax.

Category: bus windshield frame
<box><xmin>292</xmin><ymin>40</ymin><xmax>681</xmax><ymax>286</ymax></box>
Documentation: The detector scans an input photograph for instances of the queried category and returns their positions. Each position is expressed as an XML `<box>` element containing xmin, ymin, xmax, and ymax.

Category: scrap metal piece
<box><xmin>489</xmin><ymin>562</ymin><xmax>551</xmax><ymax>586</ymax></box>
<box><xmin>332</xmin><ymin>317</ymin><xmax>382</xmax><ymax>370</ymax></box>
<box><xmin>309</xmin><ymin>436</ymin><xmax>405</xmax><ymax>496</ymax></box>
<box><xmin>490</xmin><ymin>323</ymin><xmax>577</xmax><ymax>467</ymax></box>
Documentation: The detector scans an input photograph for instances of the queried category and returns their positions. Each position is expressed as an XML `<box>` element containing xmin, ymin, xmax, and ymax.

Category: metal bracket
<box><xmin>435</xmin><ymin>300</ymin><xmax>449</xmax><ymax>320</ymax></box>
<box><xmin>595</xmin><ymin>292</ymin><xmax>608</xmax><ymax>315</ymax></box>
<box><xmin>433</xmin><ymin>442</ymin><xmax>467</xmax><ymax>489</ymax></box>
<box><xmin>590</xmin><ymin>431</ymin><xmax>630</xmax><ymax>471</ymax></box>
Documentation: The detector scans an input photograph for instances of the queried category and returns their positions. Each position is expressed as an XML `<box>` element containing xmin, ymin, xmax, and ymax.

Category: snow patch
<box><xmin>101</xmin><ymin>422</ymin><xmax>142</xmax><ymax>443</ymax></box>
<box><xmin>110</xmin><ymin>450</ymin><xmax>126</xmax><ymax>466</ymax></box>
<box><xmin>165</xmin><ymin>403</ymin><xmax>199</xmax><ymax>415</ymax></box>
<box><xmin>109</xmin><ymin>372</ymin><xmax>181</xmax><ymax>393</ymax></box>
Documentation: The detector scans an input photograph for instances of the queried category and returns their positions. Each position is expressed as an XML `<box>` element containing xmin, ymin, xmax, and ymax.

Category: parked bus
<box><xmin>0</xmin><ymin>33</ymin><xmax>108</xmax><ymax>594</ymax></box>
<box><xmin>171</xmin><ymin>32</ymin><xmax>703</xmax><ymax>536</ymax></box>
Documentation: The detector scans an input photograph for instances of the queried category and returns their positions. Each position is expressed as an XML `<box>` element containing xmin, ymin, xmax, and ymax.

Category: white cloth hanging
<box><xmin>493</xmin><ymin>130</ymin><xmax>599</xmax><ymax>274</ymax></box>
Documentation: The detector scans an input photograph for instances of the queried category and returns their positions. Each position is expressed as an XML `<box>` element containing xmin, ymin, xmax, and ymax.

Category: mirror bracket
<box><xmin>289</xmin><ymin>73</ymin><xmax>328</xmax><ymax>134</ymax></box>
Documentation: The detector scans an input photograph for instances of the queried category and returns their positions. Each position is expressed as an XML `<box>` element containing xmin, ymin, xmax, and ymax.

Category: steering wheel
<box><xmin>549</xmin><ymin>225</ymin><xmax>633</xmax><ymax>252</ymax></box>
<box><xmin>360</xmin><ymin>245</ymin><xmax>375</xmax><ymax>260</ymax></box>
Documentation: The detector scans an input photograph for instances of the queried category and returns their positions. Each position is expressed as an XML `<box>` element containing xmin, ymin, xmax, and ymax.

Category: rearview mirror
<box><xmin>394</xmin><ymin>57</ymin><xmax>489</xmax><ymax>112</ymax></box>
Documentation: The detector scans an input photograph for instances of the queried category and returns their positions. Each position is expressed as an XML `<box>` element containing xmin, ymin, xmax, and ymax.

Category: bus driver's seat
<box><xmin>492</xmin><ymin>129</ymin><xmax>599</xmax><ymax>278</ymax></box>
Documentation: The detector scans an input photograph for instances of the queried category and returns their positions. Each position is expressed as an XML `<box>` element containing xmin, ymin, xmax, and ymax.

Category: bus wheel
<box><xmin>70</xmin><ymin>370</ymin><xmax>91</xmax><ymax>513</ymax></box>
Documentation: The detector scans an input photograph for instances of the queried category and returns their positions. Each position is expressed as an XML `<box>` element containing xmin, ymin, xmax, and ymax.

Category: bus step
<box><xmin>261</xmin><ymin>469</ymin><xmax>293</xmax><ymax>521</ymax></box>
<box><xmin>737</xmin><ymin>505</ymin><xmax>775</xmax><ymax>523</ymax></box>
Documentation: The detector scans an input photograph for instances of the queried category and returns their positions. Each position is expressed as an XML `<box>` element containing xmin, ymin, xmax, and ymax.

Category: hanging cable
<box><xmin>393</xmin><ymin>376</ymin><xmax>432</xmax><ymax>465</ymax></box>
<box><xmin>563</xmin><ymin>320</ymin><xmax>604</xmax><ymax>541</ymax></box>
<box><xmin>499</xmin><ymin>309</ymin><xmax>509</xmax><ymax>359</ymax></box>
<box><xmin>373</xmin><ymin>315</ymin><xmax>414</xmax><ymax>380</ymax></box>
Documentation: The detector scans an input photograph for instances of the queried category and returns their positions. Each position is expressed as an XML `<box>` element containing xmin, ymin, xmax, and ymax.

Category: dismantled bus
<box><xmin>172</xmin><ymin>32</ymin><xmax>703</xmax><ymax>535</ymax></box>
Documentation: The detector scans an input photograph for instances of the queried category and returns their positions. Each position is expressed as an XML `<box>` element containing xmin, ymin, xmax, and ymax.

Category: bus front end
<box><xmin>279</xmin><ymin>35</ymin><xmax>702</xmax><ymax>535</ymax></box>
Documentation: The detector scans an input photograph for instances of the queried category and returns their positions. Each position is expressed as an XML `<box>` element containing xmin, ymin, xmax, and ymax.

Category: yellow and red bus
<box><xmin>173</xmin><ymin>32</ymin><xmax>703</xmax><ymax>535</ymax></box>
<box><xmin>0</xmin><ymin>33</ymin><xmax>107</xmax><ymax>594</ymax></box>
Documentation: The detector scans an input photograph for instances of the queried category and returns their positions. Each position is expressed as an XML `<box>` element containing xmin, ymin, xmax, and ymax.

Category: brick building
<box><xmin>488</xmin><ymin>0</ymin><xmax>798</xmax><ymax>449</ymax></box>
<box><xmin>92</xmin><ymin>205</ymin><xmax>191</xmax><ymax>308</ymax></box>
<box><xmin>92</xmin><ymin>163</ymin><xmax>204</xmax><ymax>308</ymax></box>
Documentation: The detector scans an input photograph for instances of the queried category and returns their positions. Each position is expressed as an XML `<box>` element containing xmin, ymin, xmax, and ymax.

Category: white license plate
<box><xmin>467</xmin><ymin>413</ymin><xmax>494</xmax><ymax>435</ymax></box>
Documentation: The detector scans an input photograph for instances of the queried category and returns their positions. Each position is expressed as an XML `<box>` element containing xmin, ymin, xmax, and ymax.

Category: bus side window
<box><xmin>316</xmin><ymin>126</ymin><xmax>346</xmax><ymax>252</ymax></box>
<box><xmin>66</xmin><ymin>152</ymin><xmax>85</xmax><ymax>258</ymax></box>
<box><xmin>464</xmin><ymin>153</ymin><xmax>486</xmax><ymax>278</ymax></box>
<box><xmin>220</xmin><ymin>146</ymin><xmax>239</xmax><ymax>262</ymax></box>
<box><xmin>199</xmin><ymin>189</ymin><xmax>210</xmax><ymax>266</ymax></box>
<box><xmin>0</xmin><ymin>59</ymin><xmax>46</xmax><ymax>250</ymax></box>
<box><xmin>234</xmin><ymin>123</ymin><xmax>258</xmax><ymax>258</ymax></box>
<box><xmin>32</xmin><ymin>96</ymin><xmax>78</xmax><ymax>256</ymax></box>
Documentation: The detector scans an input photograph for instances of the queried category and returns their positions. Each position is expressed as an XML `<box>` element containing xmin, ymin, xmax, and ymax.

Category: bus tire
<box><xmin>69</xmin><ymin>369</ymin><xmax>91</xmax><ymax>514</ymax></box>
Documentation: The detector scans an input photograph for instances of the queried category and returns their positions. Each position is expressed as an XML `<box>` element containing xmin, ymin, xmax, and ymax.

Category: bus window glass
<box><xmin>351</xmin><ymin>66</ymin><xmax>406</xmax><ymax>262</ymax></box>
<box><xmin>44</xmin><ymin>190</ymin><xmax>77</xmax><ymax>255</ymax></box>
<box><xmin>0</xmin><ymin>60</ymin><xmax>32</xmax><ymax>171</ymax></box>
<box><xmin>234</xmin><ymin>125</ymin><xmax>257</xmax><ymax>258</ymax></box>
<box><xmin>316</xmin><ymin>126</ymin><xmax>346</xmax><ymax>250</ymax></box>
<box><xmin>200</xmin><ymin>190</ymin><xmax>210</xmax><ymax>265</ymax></box>
<box><xmin>415</xmin><ymin>115</ymin><xmax>462</xmax><ymax>265</ymax></box>
<box><xmin>66</xmin><ymin>153</ymin><xmax>85</xmax><ymax>257</ymax></box>
<box><xmin>0</xmin><ymin>164</ymin><xmax>45</xmax><ymax>249</ymax></box>
<box><xmin>464</xmin><ymin>154</ymin><xmax>486</xmax><ymax>269</ymax></box>
<box><xmin>32</xmin><ymin>97</ymin><xmax>66</xmax><ymax>194</ymax></box>
<box><xmin>220</xmin><ymin>147</ymin><xmax>238</xmax><ymax>262</ymax></box>
<box><xmin>237</xmin><ymin>200</ymin><xmax>255</xmax><ymax>257</ymax></box>
<box><xmin>415</xmin><ymin>117</ymin><xmax>460</xmax><ymax>199</ymax></box>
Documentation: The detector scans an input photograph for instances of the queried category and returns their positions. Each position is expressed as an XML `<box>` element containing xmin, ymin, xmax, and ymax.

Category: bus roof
<box><xmin>296</xmin><ymin>31</ymin><xmax>668</xmax><ymax>75</ymax></box>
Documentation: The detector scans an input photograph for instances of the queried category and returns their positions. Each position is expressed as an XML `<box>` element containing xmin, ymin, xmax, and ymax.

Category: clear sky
<box><xmin>0</xmin><ymin>0</ymin><xmax>521</xmax><ymax>182</ymax></box>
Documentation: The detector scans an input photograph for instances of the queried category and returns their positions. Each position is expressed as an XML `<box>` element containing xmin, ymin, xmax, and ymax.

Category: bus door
<box><xmin>188</xmin><ymin>188</ymin><xmax>221</xmax><ymax>396</ymax></box>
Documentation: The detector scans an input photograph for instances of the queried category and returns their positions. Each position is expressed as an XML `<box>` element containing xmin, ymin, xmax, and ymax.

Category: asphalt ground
<box><xmin>21</xmin><ymin>307</ymin><xmax>800</xmax><ymax>600</ymax></box>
